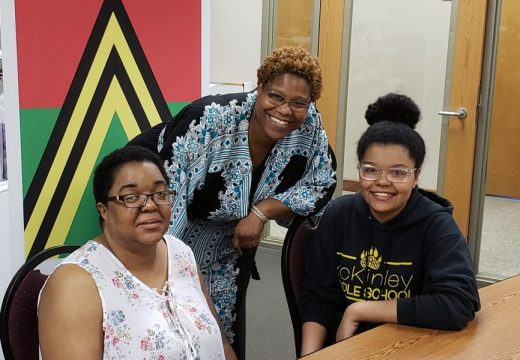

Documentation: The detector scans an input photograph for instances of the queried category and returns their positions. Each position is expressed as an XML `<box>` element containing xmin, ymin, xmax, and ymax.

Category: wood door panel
<box><xmin>276</xmin><ymin>0</ymin><xmax>313</xmax><ymax>50</ymax></box>
<box><xmin>316</xmin><ymin>0</ymin><xmax>345</xmax><ymax>149</ymax></box>
<box><xmin>485</xmin><ymin>0</ymin><xmax>520</xmax><ymax>198</ymax></box>
<box><xmin>442</xmin><ymin>0</ymin><xmax>488</xmax><ymax>236</ymax></box>
<box><xmin>275</xmin><ymin>0</ymin><xmax>344</xmax><ymax>149</ymax></box>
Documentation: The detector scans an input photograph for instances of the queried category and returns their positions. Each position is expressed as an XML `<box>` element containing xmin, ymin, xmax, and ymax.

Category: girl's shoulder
<box><xmin>327</xmin><ymin>193</ymin><xmax>364</xmax><ymax>212</ymax></box>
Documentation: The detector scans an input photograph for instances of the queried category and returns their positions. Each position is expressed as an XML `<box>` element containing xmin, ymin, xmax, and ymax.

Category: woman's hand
<box><xmin>336</xmin><ymin>303</ymin><xmax>360</xmax><ymax>342</ymax></box>
<box><xmin>232</xmin><ymin>212</ymin><xmax>265</xmax><ymax>253</ymax></box>
<box><xmin>336</xmin><ymin>300</ymin><xmax>398</xmax><ymax>342</ymax></box>
<box><xmin>232</xmin><ymin>199</ymin><xmax>294</xmax><ymax>253</ymax></box>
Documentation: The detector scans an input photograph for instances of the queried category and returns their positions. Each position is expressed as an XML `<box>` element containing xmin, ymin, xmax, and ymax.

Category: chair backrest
<box><xmin>281</xmin><ymin>217</ymin><xmax>316</xmax><ymax>358</ymax></box>
<box><xmin>0</xmin><ymin>245</ymin><xmax>79</xmax><ymax>360</ymax></box>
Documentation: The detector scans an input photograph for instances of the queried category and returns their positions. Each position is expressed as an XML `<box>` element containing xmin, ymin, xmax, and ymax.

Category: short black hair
<box><xmin>357</xmin><ymin>93</ymin><xmax>426</xmax><ymax>168</ymax></box>
<box><xmin>93</xmin><ymin>146</ymin><xmax>169</xmax><ymax>225</ymax></box>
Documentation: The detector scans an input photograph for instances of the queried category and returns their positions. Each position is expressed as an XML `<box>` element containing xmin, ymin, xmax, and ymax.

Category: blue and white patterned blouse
<box><xmin>129</xmin><ymin>91</ymin><xmax>336</xmax><ymax>340</ymax></box>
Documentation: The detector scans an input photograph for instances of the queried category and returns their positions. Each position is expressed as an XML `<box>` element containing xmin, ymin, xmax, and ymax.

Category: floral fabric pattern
<box><xmin>50</xmin><ymin>235</ymin><xmax>224</xmax><ymax>359</ymax></box>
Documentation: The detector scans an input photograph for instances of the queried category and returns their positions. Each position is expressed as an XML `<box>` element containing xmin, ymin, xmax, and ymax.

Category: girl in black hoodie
<box><xmin>300</xmin><ymin>94</ymin><xmax>480</xmax><ymax>355</ymax></box>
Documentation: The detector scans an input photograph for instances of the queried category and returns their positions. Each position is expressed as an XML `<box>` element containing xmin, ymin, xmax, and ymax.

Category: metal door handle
<box><xmin>438</xmin><ymin>108</ymin><xmax>467</xmax><ymax>119</ymax></box>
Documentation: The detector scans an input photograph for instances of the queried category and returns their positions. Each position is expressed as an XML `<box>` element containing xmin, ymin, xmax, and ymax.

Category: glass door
<box><xmin>264</xmin><ymin>0</ymin><xmax>455</xmax><ymax>247</ymax></box>
<box><xmin>343</xmin><ymin>0</ymin><xmax>452</xmax><ymax>194</ymax></box>
<box><xmin>471</xmin><ymin>0</ymin><xmax>520</xmax><ymax>280</ymax></box>
<box><xmin>262</xmin><ymin>0</ymin><xmax>320</xmax><ymax>246</ymax></box>
<box><xmin>262</xmin><ymin>0</ymin><xmax>319</xmax><ymax>56</ymax></box>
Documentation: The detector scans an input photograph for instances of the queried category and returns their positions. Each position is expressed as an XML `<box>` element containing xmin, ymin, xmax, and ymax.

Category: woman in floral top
<box><xmin>38</xmin><ymin>146</ymin><xmax>236</xmax><ymax>359</ymax></box>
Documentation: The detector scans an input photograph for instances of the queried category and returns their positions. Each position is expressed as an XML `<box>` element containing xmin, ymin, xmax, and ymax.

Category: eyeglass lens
<box><xmin>124</xmin><ymin>192</ymin><xmax>171</xmax><ymax>207</ymax></box>
<box><xmin>265</xmin><ymin>90</ymin><xmax>309</xmax><ymax>111</ymax></box>
<box><xmin>359</xmin><ymin>165</ymin><xmax>412</xmax><ymax>182</ymax></box>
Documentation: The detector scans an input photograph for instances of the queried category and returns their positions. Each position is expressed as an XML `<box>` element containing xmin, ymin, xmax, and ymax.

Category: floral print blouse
<box><xmin>42</xmin><ymin>235</ymin><xmax>224</xmax><ymax>359</ymax></box>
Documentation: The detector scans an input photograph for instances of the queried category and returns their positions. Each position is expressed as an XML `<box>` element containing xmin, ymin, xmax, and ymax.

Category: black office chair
<box><xmin>281</xmin><ymin>216</ymin><xmax>315</xmax><ymax>358</ymax></box>
<box><xmin>0</xmin><ymin>244</ymin><xmax>79</xmax><ymax>360</ymax></box>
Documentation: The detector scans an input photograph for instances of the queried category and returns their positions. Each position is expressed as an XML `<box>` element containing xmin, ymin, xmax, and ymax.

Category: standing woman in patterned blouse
<box><xmin>129</xmin><ymin>46</ymin><xmax>337</xmax><ymax>356</ymax></box>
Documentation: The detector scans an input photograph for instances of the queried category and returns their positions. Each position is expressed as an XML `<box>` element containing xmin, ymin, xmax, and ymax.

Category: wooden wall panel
<box><xmin>316</xmin><ymin>0</ymin><xmax>344</xmax><ymax>149</ymax></box>
<box><xmin>276</xmin><ymin>0</ymin><xmax>313</xmax><ymax>50</ymax></box>
<box><xmin>442</xmin><ymin>0</ymin><xmax>488</xmax><ymax>235</ymax></box>
<box><xmin>485</xmin><ymin>0</ymin><xmax>520</xmax><ymax>198</ymax></box>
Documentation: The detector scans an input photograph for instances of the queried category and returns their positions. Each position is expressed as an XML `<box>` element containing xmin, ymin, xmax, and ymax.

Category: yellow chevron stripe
<box><xmin>45</xmin><ymin>78</ymin><xmax>144</xmax><ymax>249</ymax></box>
<box><xmin>105</xmin><ymin>14</ymin><xmax>162</xmax><ymax>124</ymax></box>
<box><xmin>25</xmin><ymin>14</ymin><xmax>162</xmax><ymax>254</ymax></box>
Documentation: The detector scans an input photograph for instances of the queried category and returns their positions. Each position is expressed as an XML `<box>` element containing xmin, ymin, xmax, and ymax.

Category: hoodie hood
<box><xmin>356</xmin><ymin>186</ymin><xmax>453</xmax><ymax>232</ymax></box>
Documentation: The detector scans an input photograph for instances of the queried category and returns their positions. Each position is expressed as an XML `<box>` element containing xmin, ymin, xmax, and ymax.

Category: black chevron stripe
<box><xmin>26</xmin><ymin>0</ymin><xmax>170</xmax><ymax>257</ymax></box>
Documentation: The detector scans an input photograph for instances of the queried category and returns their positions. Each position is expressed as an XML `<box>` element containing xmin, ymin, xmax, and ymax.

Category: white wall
<box><xmin>343</xmin><ymin>0</ymin><xmax>452</xmax><ymax>190</ymax></box>
<box><xmin>0</xmin><ymin>0</ymin><xmax>25</xmax><ymax>300</ymax></box>
<box><xmin>209</xmin><ymin>0</ymin><xmax>262</xmax><ymax>90</ymax></box>
<box><xmin>0</xmin><ymin>182</ymin><xmax>11</xmax><ymax>297</ymax></box>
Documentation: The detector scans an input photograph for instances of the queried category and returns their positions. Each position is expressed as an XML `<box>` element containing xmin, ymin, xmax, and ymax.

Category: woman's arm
<box><xmin>271</xmin><ymin>110</ymin><xmax>337</xmax><ymax>219</ymax></box>
<box><xmin>127</xmin><ymin>121</ymin><xmax>168</xmax><ymax>152</ymax></box>
<box><xmin>232</xmin><ymin>198</ymin><xmax>294</xmax><ymax>251</ymax></box>
<box><xmin>301</xmin><ymin>321</ymin><xmax>328</xmax><ymax>357</ymax></box>
<box><xmin>197</xmin><ymin>268</ymin><xmax>237</xmax><ymax>360</ymax></box>
<box><xmin>299</xmin><ymin>200</ymin><xmax>346</xmax><ymax>354</ymax></box>
<box><xmin>336</xmin><ymin>300</ymin><xmax>397</xmax><ymax>342</ymax></box>
<box><xmin>38</xmin><ymin>264</ymin><xmax>103</xmax><ymax>359</ymax></box>
<box><xmin>397</xmin><ymin>216</ymin><xmax>480</xmax><ymax>330</ymax></box>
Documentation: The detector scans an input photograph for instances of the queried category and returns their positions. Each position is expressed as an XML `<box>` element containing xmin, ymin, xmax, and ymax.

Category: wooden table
<box><xmin>303</xmin><ymin>275</ymin><xmax>520</xmax><ymax>359</ymax></box>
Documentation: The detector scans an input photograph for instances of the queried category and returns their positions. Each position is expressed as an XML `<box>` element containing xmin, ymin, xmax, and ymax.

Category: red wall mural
<box><xmin>15</xmin><ymin>0</ymin><xmax>201</xmax><ymax>256</ymax></box>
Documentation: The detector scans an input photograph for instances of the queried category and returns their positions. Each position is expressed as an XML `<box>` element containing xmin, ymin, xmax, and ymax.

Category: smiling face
<box><xmin>251</xmin><ymin>73</ymin><xmax>311</xmax><ymax>145</ymax></box>
<box><xmin>96</xmin><ymin>161</ymin><xmax>171</xmax><ymax>249</ymax></box>
<box><xmin>359</xmin><ymin>144</ymin><xmax>420</xmax><ymax>223</ymax></box>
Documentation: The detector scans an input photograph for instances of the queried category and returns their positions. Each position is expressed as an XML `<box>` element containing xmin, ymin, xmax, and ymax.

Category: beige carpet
<box><xmin>479</xmin><ymin>195</ymin><xmax>520</xmax><ymax>278</ymax></box>
<box><xmin>246</xmin><ymin>246</ymin><xmax>296</xmax><ymax>360</ymax></box>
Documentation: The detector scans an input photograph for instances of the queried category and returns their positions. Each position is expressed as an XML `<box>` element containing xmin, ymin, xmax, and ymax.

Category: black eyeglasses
<box><xmin>105</xmin><ymin>191</ymin><xmax>172</xmax><ymax>208</ymax></box>
<box><xmin>264</xmin><ymin>88</ymin><xmax>310</xmax><ymax>112</ymax></box>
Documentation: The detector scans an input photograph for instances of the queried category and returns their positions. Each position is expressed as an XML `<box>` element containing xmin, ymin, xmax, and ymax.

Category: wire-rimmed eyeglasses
<box><xmin>358</xmin><ymin>164</ymin><xmax>417</xmax><ymax>183</ymax></box>
<box><xmin>264</xmin><ymin>88</ymin><xmax>310</xmax><ymax>112</ymax></box>
<box><xmin>105</xmin><ymin>191</ymin><xmax>173</xmax><ymax>208</ymax></box>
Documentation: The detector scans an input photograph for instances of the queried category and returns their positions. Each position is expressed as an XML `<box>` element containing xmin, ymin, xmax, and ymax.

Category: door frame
<box><xmin>260</xmin><ymin>0</ymin><xmax>349</xmax><ymax>247</ymax></box>
<box><xmin>440</xmin><ymin>0</ymin><xmax>510</xmax><ymax>283</ymax></box>
<box><xmin>261</xmin><ymin>0</ymin><xmax>496</xmax><ymax>272</ymax></box>
<box><xmin>467</xmin><ymin>0</ymin><xmax>505</xmax><ymax>282</ymax></box>
<box><xmin>439</xmin><ymin>0</ymin><xmax>488</xmax><ymax>241</ymax></box>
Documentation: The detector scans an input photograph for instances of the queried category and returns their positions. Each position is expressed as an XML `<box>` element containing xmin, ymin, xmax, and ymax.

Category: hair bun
<box><xmin>364</xmin><ymin>93</ymin><xmax>421</xmax><ymax>129</ymax></box>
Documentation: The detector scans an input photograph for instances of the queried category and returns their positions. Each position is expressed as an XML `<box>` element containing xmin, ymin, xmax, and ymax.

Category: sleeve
<box><xmin>160</xmin><ymin>102</ymin><xmax>217</xmax><ymax>236</ymax></box>
<box><xmin>273</xmin><ymin>111</ymin><xmax>337</xmax><ymax>218</ymax></box>
<box><xmin>127</xmin><ymin>98</ymin><xmax>208</xmax><ymax>159</ymax></box>
<box><xmin>299</xmin><ymin>201</ymin><xmax>346</xmax><ymax>330</ymax></box>
<box><xmin>127</xmin><ymin>97</ymin><xmax>215</xmax><ymax>237</ymax></box>
<box><xmin>127</xmin><ymin>121</ymin><xmax>168</xmax><ymax>152</ymax></box>
<box><xmin>397</xmin><ymin>213</ymin><xmax>481</xmax><ymax>330</ymax></box>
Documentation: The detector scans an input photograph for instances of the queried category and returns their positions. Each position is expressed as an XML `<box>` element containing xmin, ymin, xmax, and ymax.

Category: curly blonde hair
<box><xmin>257</xmin><ymin>46</ymin><xmax>322</xmax><ymax>102</ymax></box>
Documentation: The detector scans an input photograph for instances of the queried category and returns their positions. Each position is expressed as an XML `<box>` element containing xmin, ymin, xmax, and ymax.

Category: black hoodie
<box><xmin>300</xmin><ymin>187</ymin><xmax>481</xmax><ymax>335</ymax></box>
